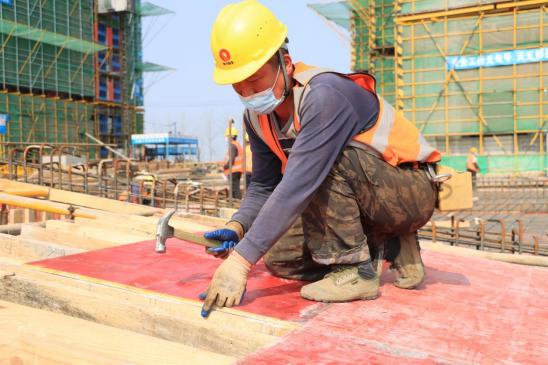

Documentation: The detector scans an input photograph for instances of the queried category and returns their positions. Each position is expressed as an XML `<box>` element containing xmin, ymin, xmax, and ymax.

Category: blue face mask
<box><xmin>238</xmin><ymin>66</ymin><xmax>286</xmax><ymax>115</ymax></box>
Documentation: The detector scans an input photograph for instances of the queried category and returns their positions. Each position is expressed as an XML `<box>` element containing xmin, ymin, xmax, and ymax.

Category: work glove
<box><xmin>199</xmin><ymin>251</ymin><xmax>252</xmax><ymax>318</ymax></box>
<box><xmin>203</xmin><ymin>221</ymin><xmax>244</xmax><ymax>259</ymax></box>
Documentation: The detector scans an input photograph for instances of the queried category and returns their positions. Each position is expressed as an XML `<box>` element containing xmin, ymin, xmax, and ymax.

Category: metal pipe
<box><xmin>98</xmin><ymin>159</ymin><xmax>113</xmax><ymax>198</ymax></box>
<box><xmin>85</xmin><ymin>132</ymin><xmax>130</xmax><ymax>161</ymax></box>
<box><xmin>7</xmin><ymin>147</ymin><xmax>22</xmax><ymax>180</ymax></box>
<box><xmin>48</xmin><ymin>146</ymin><xmax>60</xmax><ymax>188</ymax></box>
<box><xmin>173</xmin><ymin>182</ymin><xmax>188</xmax><ymax>210</ymax></box>
<box><xmin>487</xmin><ymin>219</ymin><xmax>506</xmax><ymax>253</ymax></box>
<box><xmin>22</xmin><ymin>145</ymin><xmax>39</xmax><ymax>183</ymax></box>
<box><xmin>56</xmin><ymin>145</ymin><xmax>72</xmax><ymax>189</ymax></box>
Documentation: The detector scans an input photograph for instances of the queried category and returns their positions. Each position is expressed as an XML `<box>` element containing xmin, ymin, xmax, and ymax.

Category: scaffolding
<box><xmin>0</xmin><ymin>0</ymin><xmax>171</xmax><ymax>161</ymax></box>
<box><xmin>0</xmin><ymin>0</ymin><xmax>106</xmax><ymax>160</ymax></box>
<box><xmin>309</xmin><ymin>0</ymin><xmax>547</xmax><ymax>173</ymax></box>
<box><xmin>95</xmin><ymin>0</ymin><xmax>172</xmax><ymax>158</ymax></box>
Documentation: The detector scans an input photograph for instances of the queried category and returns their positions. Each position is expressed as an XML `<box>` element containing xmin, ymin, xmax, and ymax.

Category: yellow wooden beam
<box><xmin>397</xmin><ymin>5</ymin><xmax>494</xmax><ymax>24</ymax></box>
<box><xmin>496</xmin><ymin>0</ymin><xmax>548</xmax><ymax>10</ymax></box>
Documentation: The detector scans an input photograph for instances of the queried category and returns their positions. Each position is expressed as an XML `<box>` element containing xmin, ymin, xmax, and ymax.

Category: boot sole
<box><xmin>394</xmin><ymin>275</ymin><xmax>425</xmax><ymax>290</ymax></box>
<box><xmin>300</xmin><ymin>291</ymin><xmax>380</xmax><ymax>303</ymax></box>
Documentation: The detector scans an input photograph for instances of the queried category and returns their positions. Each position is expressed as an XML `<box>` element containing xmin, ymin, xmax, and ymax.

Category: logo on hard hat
<box><xmin>219</xmin><ymin>49</ymin><xmax>233</xmax><ymax>66</ymax></box>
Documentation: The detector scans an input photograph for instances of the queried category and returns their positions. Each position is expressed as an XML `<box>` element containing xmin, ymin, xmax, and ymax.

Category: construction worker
<box><xmin>466</xmin><ymin>147</ymin><xmax>480</xmax><ymax>190</ymax></box>
<box><xmin>243</xmin><ymin>132</ymin><xmax>252</xmax><ymax>189</ymax></box>
<box><xmin>200</xmin><ymin>0</ymin><xmax>441</xmax><ymax>317</ymax></box>
<box><xmin>223</xmin><ymin>122</ymin><xmax>244</xmax><ymax>199</ymax></box>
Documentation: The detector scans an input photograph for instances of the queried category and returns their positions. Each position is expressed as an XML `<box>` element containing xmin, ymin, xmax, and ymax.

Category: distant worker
<box><xmin>466</xmin><ymin>147</ymin><xmax>480</xmax><ymax>189</ymax></box>
<box><xmin>223</xmin><ymin>122</ymin><xmax>244</xmax><ymax>199</ymax></box>
<box><xmin>244</xmin><ymin>132</ymin><xmax>252</xmax><ymax>189</ymax></box>
<box><xmin>200</xmin><ymin>0</ymin><xmax>441</xmax><ymax>317</ymax></box>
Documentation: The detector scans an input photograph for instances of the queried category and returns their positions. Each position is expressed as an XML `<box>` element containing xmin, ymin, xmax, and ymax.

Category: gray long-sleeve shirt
<box><xmin>232</xmin><ymin>72</ymin><xmax>380</xmax><ymax>264</ymax></box>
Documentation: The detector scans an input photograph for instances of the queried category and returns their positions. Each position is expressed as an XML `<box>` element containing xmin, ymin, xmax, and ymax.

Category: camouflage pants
<box><xmin>264</xmin><ymin>146</ymin><xmax>437</xmax><ymax>281</ymax></box>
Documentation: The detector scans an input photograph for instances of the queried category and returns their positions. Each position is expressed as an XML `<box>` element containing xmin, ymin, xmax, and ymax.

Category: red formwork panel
<box><xmin>30</xmin><ymin>239</ymin><xmax>548</xmax><ymax>364</ymax></box>
<box><xmin>30</xmin><ymin>239</ymin><xmax>313</xmax><ymax>321</ymax></box>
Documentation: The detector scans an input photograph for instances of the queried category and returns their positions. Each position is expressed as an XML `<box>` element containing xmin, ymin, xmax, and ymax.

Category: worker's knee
<box><xmin>264</xmin><ymin>251</ymin><xmax>329</xmax><ymax>281</ymax></box>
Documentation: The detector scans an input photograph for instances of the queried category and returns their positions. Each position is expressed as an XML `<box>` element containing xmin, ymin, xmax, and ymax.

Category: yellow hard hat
<box><xmin>225</xmin><ymin>126</ymin><xmax>238</xmax><ymax>138</ymax></box>
<box><xmin>469</xmin><ymin>147</ymin><xmax>478</xmax><ymax>154</ymax></box>
<box><xmin>210</xmin><ymin>0</ymin><xmax>288</xmax><ymax>85</ymax></box>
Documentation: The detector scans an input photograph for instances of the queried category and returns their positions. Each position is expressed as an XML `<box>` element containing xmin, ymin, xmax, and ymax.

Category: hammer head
<box><xmin>155</xmin><ymin>209</ymin><xmax>176</xmax><ymax>253</ymax></box>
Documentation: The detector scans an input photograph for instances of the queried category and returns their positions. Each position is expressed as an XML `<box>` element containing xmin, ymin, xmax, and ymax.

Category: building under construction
<box><xmin>0</xmin><ymin>0</ymin><xmax>172</xmax><ymax>160</ymax></box>
<box><xmin>309</xmin><ymin>0</ymin><xmax>547</xmax><ymax>173</ymax></box>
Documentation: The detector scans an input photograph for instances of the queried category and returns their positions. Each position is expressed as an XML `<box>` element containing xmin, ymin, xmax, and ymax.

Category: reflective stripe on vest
<box><xmin>224</xmin><ymin>140</ymin><xmax>244</xmax><ymax>174</ymax></box>
<box><xmin>248</xmin><ymin>63</ymin><xmax>441</xmax><ymax>173</ymax></box>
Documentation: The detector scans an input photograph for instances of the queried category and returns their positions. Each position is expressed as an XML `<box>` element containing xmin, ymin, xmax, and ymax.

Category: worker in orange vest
<box><xmin>223</xmin><ymin>123</ymin><xmax>244</xmax><ymax>199</ymax></box>
<box><xmin>466</xmin><ymin>147</ymin><xmax>480</xmax><ymax>190</ymax></box>
<box><xmin>200</xmin><ymin>0</ymin><xmax>441</xmax><ymax>317</ymax></box>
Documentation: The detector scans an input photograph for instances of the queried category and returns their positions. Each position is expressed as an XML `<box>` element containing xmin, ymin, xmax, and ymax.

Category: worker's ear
<box><xmin>283</xmin><ymin>53</ymin><xmax>294</xmax><ymax>79</ymax></box>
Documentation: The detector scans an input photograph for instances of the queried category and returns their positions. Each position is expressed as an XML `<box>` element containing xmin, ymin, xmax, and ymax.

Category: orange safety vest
<box><xmin>224</xmin><ymin>140</ymin><xmax>244</xmax><ymax>175</ymax></box>
<box><xmin>246</xmin><ymin>63</ymin><xmax>441</xmax><ymax>173</ymax></box>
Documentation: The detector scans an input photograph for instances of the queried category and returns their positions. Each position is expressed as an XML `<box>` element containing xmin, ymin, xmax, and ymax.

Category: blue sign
<box><xmin>0</xmin><ymin>114</ymin><xmax>9</xmax><ymax>134</ymax></box>
<box><xmin>0</xmin><ymin>0</ymin><xmax>13</xmax><ymax>5</ymax></box>
<box><xmin>446</xmin><ymin>47</ymin><xmax>548</xmax><ymax>70</ymax></box>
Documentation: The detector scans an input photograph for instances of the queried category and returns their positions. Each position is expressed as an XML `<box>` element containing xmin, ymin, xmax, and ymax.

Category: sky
<box><xmin>142</xmin><ymin>1</ymin><xmax>351</xmax><ymax>161</ymax></box>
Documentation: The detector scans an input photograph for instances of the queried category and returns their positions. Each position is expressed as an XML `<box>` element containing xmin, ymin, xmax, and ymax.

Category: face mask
<box><xmin>238</xmin><ymin>66</ymin><xmax>286</xmax><ymax>115</ymax></box>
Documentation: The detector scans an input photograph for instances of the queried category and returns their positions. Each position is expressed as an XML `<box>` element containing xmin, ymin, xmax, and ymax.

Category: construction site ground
<box><xmin>0</xmin><ymin>178</ymin><xmax>546</xmax><ymax>364</ymax></box>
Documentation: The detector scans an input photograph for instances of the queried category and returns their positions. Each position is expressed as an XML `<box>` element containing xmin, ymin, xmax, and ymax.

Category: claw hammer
<box><xmin>155</xmin><ymin>209</ymin><xmax>219</xmax><ymax>253</ymax></box>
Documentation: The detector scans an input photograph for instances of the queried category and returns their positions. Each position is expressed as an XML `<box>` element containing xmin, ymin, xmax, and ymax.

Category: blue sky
<box><xmin>142</xmin><ymin>1</ymin><xmax>350</xmax><ymax>161</ymax></box>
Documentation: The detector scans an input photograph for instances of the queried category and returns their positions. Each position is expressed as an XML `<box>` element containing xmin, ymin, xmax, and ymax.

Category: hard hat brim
<box><xmin>213</xmin><ymin>58</ymin><xmax>268</xmax><ymax>85</ymax></box>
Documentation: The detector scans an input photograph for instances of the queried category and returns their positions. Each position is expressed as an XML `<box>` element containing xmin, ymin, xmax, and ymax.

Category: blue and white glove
<box><xmin>203</xmin><ymin>221</ymin><xmax>244</xmax><ymax>259</ymax></box>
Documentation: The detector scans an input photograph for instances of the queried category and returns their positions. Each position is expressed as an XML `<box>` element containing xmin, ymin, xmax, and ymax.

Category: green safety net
<box><xmin>441</xmin><ymin>155</ymin><xmax>547</xmax><ymax>174</ymax></box>
<box><xmin>0</xmin><ymin>18</ymin><xmax>106</xmax><ymax>53</ymax></box>
<box><xmin>307</xmin><ymin>1</ymin><xmax>352</xmax><ymax>30</ymax></box>
<box><xmin>139</xmin><ymin>2</ymin><xmax>174</xmax><ymax>17</ymax></box>
<box><xmin>139</xmin><ymin>61</ymin><xmax>175</xmax><ymax>73</ymax></box>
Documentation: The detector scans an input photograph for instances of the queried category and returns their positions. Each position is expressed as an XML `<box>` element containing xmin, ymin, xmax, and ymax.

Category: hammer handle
<box><xmin>173</xmin><ymin>229</ymin><xmax>219</xmax><ymax>248</ymax></box>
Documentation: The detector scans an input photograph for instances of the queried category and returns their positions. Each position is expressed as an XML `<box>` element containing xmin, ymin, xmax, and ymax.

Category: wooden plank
<box><xmin>0</xmin><ymin>233</ymin><xmax>82</xmax><ymax>261</ymax></box>
<box><xmin>73</xmin><ymin>217</ymin><xmax>155</xmax><ymax>238</ymax></box>
<box><xmin>0</xmin><ymin>179</ymin><xmax>160</xmax><ymax>216</ymax></box>
<box><xmin>0</xmin><ymin>300</ymin><xmax>236</xmax><ymax>365</ymax></box>
<box><xmin>0</xmin><ymin>259</ymin><xmax>297</xmax><ymax>357</ymax></box>
<box><xmin>75</xmin><ymin>215</ymin><xmax>220</xmax><ymax>240</ymax></box>
<box><xmin>175</xmin><ymin>213</ymin><xmax>225</xmax><ymax>227</ymax></box>
<box><xmin>75</xmin><ymin>217</ymin><xmax>156</xmax><ymax>236</ymax></box>
<box><xmin>20</xmin><ymin>224</ymin><xmax>114</xmax><ymax>250</ymax></box>
<box><xmin>421</xmin><ymin>240</ymin><xmax>548</xmax><ymax>267</ymax></box>
<box><xmin>45</xmin><ymin>220</ymin><xmax>150</xmax><ymax>245</ymax></box>
<box><xmin>48</xmin><ymin>188</ymin><xmax>161</xmax><ymax>216</ymax></box>
<box><xmin>0</xmin><ymin>221</ymin><xmax>45</xmax><ymax>235</ymax></box>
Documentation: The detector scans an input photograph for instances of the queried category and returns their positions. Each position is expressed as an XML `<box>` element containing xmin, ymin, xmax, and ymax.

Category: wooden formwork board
<box><xmin>0</xmin><ymin>300</ymin><xmax>235</xmax><ymax>365</ymax></box>
<box><xmin>0</xmin><ymin>257</ymin><xmax>295</xmax><ymax>359</ymax></box>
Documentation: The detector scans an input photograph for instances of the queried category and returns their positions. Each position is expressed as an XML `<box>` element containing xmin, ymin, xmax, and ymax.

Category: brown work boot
<box><xmin>300</xmin><ymin>265</ymin><xmax>380</xmax><ymax>302</ymax></box>
<box><xmin>391</xmin><ymin>233</ymin><xmax>425</xmax><ymax>289</ymax></box>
